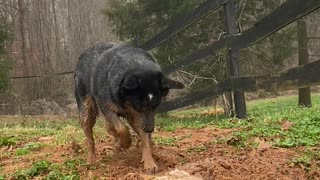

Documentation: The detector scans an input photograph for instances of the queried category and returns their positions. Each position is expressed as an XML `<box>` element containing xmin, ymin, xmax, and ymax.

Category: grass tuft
<box><xmin>0</xmin><ymin>136</ymin><xmax>16</xmax><ymax>146</ymax></box>
<box><xmin>16</xmin><ymin>142</ymin><xmax>41</xmax><ymax>156</ymax></box>
<box><xmin>186</xmin><ymin>146</ymin><xmax>206</xmax><ymax>153</ymax></box>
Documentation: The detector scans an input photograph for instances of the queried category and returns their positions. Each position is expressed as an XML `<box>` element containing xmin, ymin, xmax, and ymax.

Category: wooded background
<box><xmin>0</xmin><ymin>0</ymin><xmax>319</xmax><ymax>115</ymax></box>
<box><xmin>0</xmin><ymin>0</ymin><xmax>117</xmax><ymax>114</ymax></box>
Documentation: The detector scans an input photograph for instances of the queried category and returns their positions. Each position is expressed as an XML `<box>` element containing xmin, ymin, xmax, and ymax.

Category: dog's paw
<box><xmin>117</xmin><ymin>126</ymin><xmax>132</xmax><ymax>149</ymax></box>
<box><xmin>114</xmin><ymin>138</ymin><xmax>132</xmax><ymax>153</ymax></box>
<box><xmin>86</xmin><ymin>154</ymin><xmax>97</xmax><ymax>164</ymax></box>
<box><xmin>119</xmin><ymin>134</ymin><xmax>132</xmax><ymax>148</ymax></box>
<box><xmin>143</xmin><ymin>160</ymin><xmax>158</xmax><ymax>174</ymax></box>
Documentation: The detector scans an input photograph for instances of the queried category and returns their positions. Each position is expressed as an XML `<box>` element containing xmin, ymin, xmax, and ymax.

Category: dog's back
<box><xmin>74</xmin><ymin>42</ymin><xmax>161</xmax><ymax>108</ymax></box>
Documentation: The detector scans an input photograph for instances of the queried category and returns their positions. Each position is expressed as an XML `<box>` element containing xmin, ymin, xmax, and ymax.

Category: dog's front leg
<box><xmin>140</xmin><ymin>131</ymin><xmax>158</xmax><ymax>173</ymax></box>
<box><xmin>106</xmin><ymin>112</ymin><xmax>132</xmax><ymax>151</ymax></box>
<box><xmin>128</xmin><ymin>118</ymin><xmax>158</xmax><ymax>173</ymax></box>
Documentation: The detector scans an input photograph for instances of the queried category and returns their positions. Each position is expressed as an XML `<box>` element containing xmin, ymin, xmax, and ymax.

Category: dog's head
<box><xmin>119</xmin><ymin>70</ymin><xmax>184</xmax><ymax>133</ymax></box>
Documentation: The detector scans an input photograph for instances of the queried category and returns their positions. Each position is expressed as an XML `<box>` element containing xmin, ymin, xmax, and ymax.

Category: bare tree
<box><xmin>3</xmin><ymin>0</ymin><xmax>118</xmax><ymax>108</ymax></box>
<box><xmin>17</xmin><ymin>0</ymin><xmax>29</xmax><ymax>75</ymax></box>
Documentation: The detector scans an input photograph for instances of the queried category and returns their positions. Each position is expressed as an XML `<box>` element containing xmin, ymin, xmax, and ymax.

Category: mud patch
<box><xmin>181</xmin><ymin>147</ymin><xmax>306</xmax><ymax>180</ymax></box>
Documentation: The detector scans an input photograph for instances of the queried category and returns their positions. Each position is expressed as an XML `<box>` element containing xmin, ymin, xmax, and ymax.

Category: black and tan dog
<box><xmin>74</xmin><ymin>42</ymin><xmax>184</xmax><ymax>173</ymax></box>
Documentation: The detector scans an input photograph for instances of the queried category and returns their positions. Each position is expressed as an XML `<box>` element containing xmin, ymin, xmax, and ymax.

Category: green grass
<box><xmin>0</xmin><ymin>175</ymin><xmax>5</xmax><ymax>180</ymax></box>
<box><xmin>2</xmin><ymin>159</ymin><xmax>82</xmax><ymax>180</ymax></box>
<box><xmin>166</xmin><ymin>106</ymin><xmax>218</xmax><ymax>117</ymax></box>
<box><xmin>15</xmin><ymin>142</ymin><xmax>41</xmax><ymax>156</ymax></box>
<box><xmin>0</xmin><ymin>136</ymin><xmax>16</xmax><ymax>146</ymax></box>
<box><xmin>291</xmin><ymin>148</ymin><xmax>320</xmax><ymax>171</ymax></box>
<box><xmin>247</xmin><ymin>94</ymin><xmax>320</xmax><ymax>116</ymax></box>
<box><xmin>1</xmin><ymin>95</ymin><xmax>320</xmax><ymax>149</ymax></box>
<box><xmin>228</xmin><ymin>95</ymin><xmax>320</xmax><ymax>148</ymax></box>
<box><xmin>1</xmin><ymin>94</ymin><xmax>320</xmax><ymax>177</ymax></box>
<box><xmin>153</xmin><ymin>136</ymin><xmax>179</xmax><ymax>146</ymax></box>
<box><xmin>186</xmin><ymin>146</ymin><xmax>206</xmax><ymax>153</ymax></box>
<box><xmin>11</xmin><ymin>160</ymin><xmax>51</xmax><ymax>179</ymax></box>
<box><xmin>156</xmin><ymin>115</ymin><xmax>217</xmax><ymax>131</ymax></box>
<box><xmin>153</xmin><ymin>134</ymin><xmax>192</xmax><ymax>146</ymax></box>
<box><xmin>0</xmin><ymin>117</ymin><xmax>108</xmax><ymax>146</ymax></box>
<box><xmin>160</xmin><ymin>95</ymin><xmax>320</xmax><ymax>148</ymax></box>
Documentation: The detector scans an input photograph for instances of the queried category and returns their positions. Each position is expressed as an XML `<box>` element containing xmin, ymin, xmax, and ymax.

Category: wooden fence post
<box><xmin>223</xmin><ymin>0</ymin><xmax>247</xmax><ymax>118</ymax></box>
<box><xmin>297</xmin><ymin>19</ymin><xmax>311</xmax><ymax>107</ymax></box>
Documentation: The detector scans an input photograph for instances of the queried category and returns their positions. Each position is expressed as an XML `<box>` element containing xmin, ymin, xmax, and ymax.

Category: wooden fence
<box><xmin>7</xmin><ymin>0</ymin><xmax>320</xmax><ymax>117</ymax></box>
<box><xmin>137</xmin><ymin>0</ymin><xmax>320</xmax><ymax>117</ymax></box>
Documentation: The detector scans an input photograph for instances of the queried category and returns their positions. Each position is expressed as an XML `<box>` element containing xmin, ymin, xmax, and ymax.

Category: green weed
<box><xmin>156</xmin><ymin>116</ymin><xmax>214</xmax><ymax>132</ymax></box>
<box><xmin>219</xmin><ymin>107</ymin><xmax>320</xmax><ymax>148</ymax></box>
<box><xmin>186</xmin><ymin>146</ymin><xmax>206</xmax><ymax>153</ymax></box>
<box><xmin>12</xmin><ymin>169</ymin><xmax>28</xmax><ymax>180</ymax></box>
<box><xmin>291</xmin><ymin>149</ymin><xmax>320</xmax><ymax>171</ymax></box>
<box><xmin>63</xmin><ymin>159</ymin><xmax>85</xmax><ymax>170</ymax></box>
<box><xmin>15</xmin><ymin>148</ymin><xmax>30</xmax><ymax>156</ymax></box>
<box><xmin>15</xmin><ymin>142</ymin><xmax>41</xmax><ymax>156</ymax></box>
<box><xmin>44</xmin><ymin>170</ymin><xmax>80</xmax><ymax>180</ymax></box>
<box><xmin>156</xmin><ymin>95</ymin><xmax>320</xmax><ymax>149</ymax></box>
<box><xmin>9</xmin><ymin>159</ymin><xmax>81</xmax><ymax>180</ymax></box>
<box><xmin>27</xmin><ymin>160</ymin><xmax>51</xmax><ymax>177</ymax></box>
<box><xmin>153</xmin><ymin>134</ymin><xmax>192</xmax><ymax>146</ymax></box>
<box><xmin>0</xmin><ymin>136</ymin><xmax>16</xmax><ymax>146</ymax></box>
<box><xmin>10</xmin><ymin>161</ymin><xmax>51</xmax><ymax>179</ymax></box>
<box><xmin>153</xmin><ymin>136</ymin><xmax>179</xmax><ymax>146</ymax></box>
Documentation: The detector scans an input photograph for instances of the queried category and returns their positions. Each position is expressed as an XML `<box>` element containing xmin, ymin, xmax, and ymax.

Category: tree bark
<box><xmin>51</xmin><ymin>0</ymin><xmax>61</xmax><ymax>59</ymax></box>
<box><xmin>17</xmin><ymin>0</ymin><xmax>28</xmax><ymax>75</ymax></box>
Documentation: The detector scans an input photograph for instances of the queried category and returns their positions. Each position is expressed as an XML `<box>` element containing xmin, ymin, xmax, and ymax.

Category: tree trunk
<box><xmin>51</xmin><ymin>0</ymin><xmax>61</xmax><ymax>61</ymax></box>
<box><xmin>17</xmin><ymin>0</ymin><xmax>28</xmax><ymax>75</ymax></box>
<box><xmin>297</xmin><ymin>19</ymin><xmax>311</xmax><ymax>107</ymax></box>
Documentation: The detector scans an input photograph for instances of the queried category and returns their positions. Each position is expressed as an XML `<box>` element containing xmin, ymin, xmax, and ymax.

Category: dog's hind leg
<box><xmin>80</xmin><ymin>96</ymin><xmax>98</xmax><ymax>163</ymax></box>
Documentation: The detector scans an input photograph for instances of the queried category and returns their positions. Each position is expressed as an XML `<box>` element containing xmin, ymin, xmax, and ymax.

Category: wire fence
<box><xmin>1</xmin><ymin>74</ymin><xmax>75</xmax><ymax>115</ymax></box>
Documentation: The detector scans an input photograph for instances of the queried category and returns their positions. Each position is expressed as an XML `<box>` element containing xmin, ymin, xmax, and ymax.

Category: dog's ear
<box><xmin>161</xmin><ymin>76</ymin><xmax>184</xmax><ymax>89</ymax></box>
<box><xmin>123</xmin><ymin>75</ymin><xmax>139</xmax><ymax>90</ymax></box>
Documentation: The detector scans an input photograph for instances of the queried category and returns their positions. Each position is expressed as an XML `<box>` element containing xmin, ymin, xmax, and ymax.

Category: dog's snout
<box><xmin>143</xmin><ymin>126</ymin><xmax>154</xmax><ymax>133</ymax></box>
<box><xmin>142</xmin><ymin>113</ymin><xmax>155</xmax><ymax>133</ymax></box>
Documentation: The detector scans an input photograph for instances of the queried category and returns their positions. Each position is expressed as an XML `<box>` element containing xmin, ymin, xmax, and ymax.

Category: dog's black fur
<box><xmin>74</xmin><ymin>42</ymin><xmax>183</xmax><ymax>172</ymax></box>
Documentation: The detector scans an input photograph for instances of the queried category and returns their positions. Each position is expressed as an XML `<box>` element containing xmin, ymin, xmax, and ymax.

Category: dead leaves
<box><xmin>200</xmin><ymin>108</ymin><xmax>225</xmax><ymax>116</ymax></box>
<box><xmin>172</xmin><ymin>108</ymin><xmax>224</xmax><ymax>118</ymax></box>
<box><xmin>280</xmin><ymin>119</ymin><xmax>294</xmax><ymax>131</ymax></box>
<box><xmin>249</xmin><ymin>138</ymin><xmax>272</xmax><ymax>156</ymax></box>
<box><xmin>255</xmin><ymin>138</ymin><xmax>272</xmax><ymax>151</ymax></box>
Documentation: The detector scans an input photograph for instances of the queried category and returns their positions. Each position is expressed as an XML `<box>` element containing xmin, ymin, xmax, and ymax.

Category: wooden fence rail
<box><xmin>158</xmin><ymin>59</ymin><xmax>320</xmax><ymax>113</ymax></box>
<box><xmin>139</xmin><ymin>0</ymin><xmax>230</xmax><ymax>51</ymax></box>
<box><xmin>163</xmin><ymin>0</ymin><xmax>320</xmax><ymax>74</ymax></box>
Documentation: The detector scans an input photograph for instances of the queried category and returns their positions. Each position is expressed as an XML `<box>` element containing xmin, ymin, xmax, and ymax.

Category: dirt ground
<box><xmin>1</xmin><ymin>127</ymin><xmax>317</xmax><ymax>180</ymax></box>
